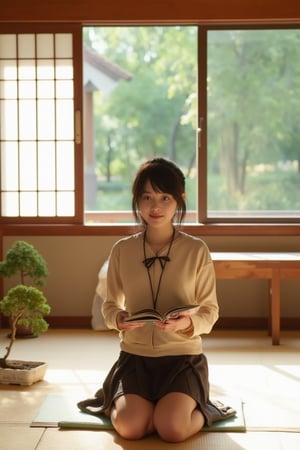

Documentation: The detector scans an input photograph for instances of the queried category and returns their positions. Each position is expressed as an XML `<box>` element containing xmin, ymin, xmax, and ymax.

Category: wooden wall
<box><xmin>1</xmin><ymin>0</ymin><xmax>300</xmax><ymax>24</ymax></box>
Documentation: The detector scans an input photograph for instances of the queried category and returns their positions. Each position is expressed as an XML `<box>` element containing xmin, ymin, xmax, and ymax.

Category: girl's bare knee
<box><xmin>112</xmin><ymin>411</ymin><xmax>147</xmax><ymax>440</ymax></box>
<box><xmin>111</xmin><ymin>401</ymin><xmax>154</xmax><ymax>440</ymax></box>
<box><xmin>153</xmin><ymin>393</ymin><xmax>205</xmax><ymax>442</ymax></box>
<box><xmin>156</xmin><ymin>422</ymin><xmax>187</xmax><ymax>443</ymax></box>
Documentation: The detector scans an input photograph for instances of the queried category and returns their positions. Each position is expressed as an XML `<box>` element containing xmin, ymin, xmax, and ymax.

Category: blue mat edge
<box><xmin>31</xmin><ymin>393</ymin><xmax>246</xmax><ymax>432</ymax></box>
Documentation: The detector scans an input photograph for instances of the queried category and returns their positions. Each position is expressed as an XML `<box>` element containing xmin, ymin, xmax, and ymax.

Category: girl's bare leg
<box><xmin>111</xmin><ymin>394</ymin><xmax>155</xmax><ymax>440</ymax></box>
<box><xmin>153</xmin><ymin>392</ymin><xmax>205</xmax><ymax>443</ymax></box>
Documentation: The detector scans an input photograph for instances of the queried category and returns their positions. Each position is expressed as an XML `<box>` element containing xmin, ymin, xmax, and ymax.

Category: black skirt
<box><xmin>78</xmin><ymin>351</ymin><xmax>236</xmax><ymax>426</ymax></box>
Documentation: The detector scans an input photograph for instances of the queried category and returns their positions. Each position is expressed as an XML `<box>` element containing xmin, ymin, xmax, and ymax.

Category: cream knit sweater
<box><xmin>101</xmin><ymin>231</ymin><xmax>219</xmax><ymax>357</ymax></box>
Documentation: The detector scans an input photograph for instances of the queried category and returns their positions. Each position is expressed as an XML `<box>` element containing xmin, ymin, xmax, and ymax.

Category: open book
<box><xmin>124</xmin><ymin>304</ymin><xmax>198</xmax><ymax>323</ymax></box>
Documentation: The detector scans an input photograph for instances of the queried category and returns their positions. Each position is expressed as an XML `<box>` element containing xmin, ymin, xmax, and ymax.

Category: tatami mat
<box><xmin>27</xmin><ymin>430</ymin><xmax>300</xmax><ymax>450</ymax></box>
<box><xmin>0</xmin><ymin>426</ymin><xmax>44</xmax><ymax>450</ymax></box>
<box><xmin>1</xmin><ymin>329</ymin><xmax>300</xmax><ymax>450</ymax></box>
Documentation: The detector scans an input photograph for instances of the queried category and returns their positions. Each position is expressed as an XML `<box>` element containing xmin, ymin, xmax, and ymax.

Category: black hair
<box><xmin>132</xmin><ymin>157</ymin><xmax>186</xmax><ymax>224</ymax></box>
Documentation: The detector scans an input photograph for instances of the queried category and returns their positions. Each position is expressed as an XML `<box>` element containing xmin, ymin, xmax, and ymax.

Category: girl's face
<box><xmin>138</xmin><ymin>179</ymin><xmax>178</xmax><ymax>228</ymax></box>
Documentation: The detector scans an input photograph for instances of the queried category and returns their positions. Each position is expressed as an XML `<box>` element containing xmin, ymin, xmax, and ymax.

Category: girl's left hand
<box><xmin>154</xmin><ymin>311</ymin><xmax>192</xmax><ymax>333</ymax></box>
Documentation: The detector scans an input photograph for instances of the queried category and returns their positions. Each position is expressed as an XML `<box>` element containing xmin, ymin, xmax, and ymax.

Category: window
<box><xmin>83</xmin><ymin>26</ymin><xmax>300</xmax><ymax>225</ymax></box>
<box><xmin>83</xmin><ymin>26</ymin><xmax>197</xmax><ymax>224</ymax></box>
<box><xmin>204</xmin><ymin>28</ymin><xmax>300</xmax><ymax>222</ymax></box>
<box><xmin>1</xmin><ymin>25</ymin><xmax>300</xmax><ymax>227</ymax></box>
<box><xmin>0</xmin><ymin>26</ymin><xmax>82</xmax><ymax>223</ymax></box>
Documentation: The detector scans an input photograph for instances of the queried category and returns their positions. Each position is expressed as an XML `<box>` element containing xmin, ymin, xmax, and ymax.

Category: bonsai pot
<box><xmin>0</xmin><ymin>360</ymin><xmax>48</xmax><ymax>386</ymax></box>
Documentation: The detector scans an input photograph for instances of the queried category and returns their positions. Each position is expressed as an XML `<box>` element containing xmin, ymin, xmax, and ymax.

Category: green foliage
<box><xmin>208</xmin><ymin>168</ymin><xmax>300</xmax><ymax>211</ymax></box>
<box><xmin>85</xmin><ymin>26</ymin><xmax>197</xmax><ymax>192</ymax></box>
<box><xmin>0</xmin><ymin>240</ymin><xmax>50</xmax><ymax>365</ymax></box>
<box><xmin>207</xmin><ymin>29</ymin><xmax>300</xmax><ymax>203</ymax></box>
<box><xmin>0</xmin><ymin>240</ymin><xmax>48</xmax><ymax>287</ymax></box>
<box><xmin>0</xmin><ymin>286</ymin><xmax>50</xmax><ymax>335</ymax></box>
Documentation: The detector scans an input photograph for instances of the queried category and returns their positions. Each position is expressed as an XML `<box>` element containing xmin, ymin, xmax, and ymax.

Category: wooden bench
<box><xmin>211</xmin><ymin>252</ymin><xmax>300</xmax><ymax>345</ymax></box>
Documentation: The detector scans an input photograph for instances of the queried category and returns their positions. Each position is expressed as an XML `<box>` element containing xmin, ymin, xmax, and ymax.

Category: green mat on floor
<box><xmin>31</xmin><ymin>393</ymin><xmax>246</xmax><ymax>432</ymax></box>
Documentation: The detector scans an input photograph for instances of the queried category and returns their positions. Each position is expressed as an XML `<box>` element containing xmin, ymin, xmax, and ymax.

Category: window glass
<box><xmin>207</xmin><ymin>29</ymin><xmax>300</xmax><ymax>220</ymax></box>
<box><xmin>83</xmin><ymin>26</ymin><xmax>198</xmax><ymax>224</ymax></box>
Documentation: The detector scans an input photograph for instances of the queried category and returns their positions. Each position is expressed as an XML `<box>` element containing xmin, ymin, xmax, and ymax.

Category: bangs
<box><xmin>145</xmin><ymin>166</ymin><xmax>177</xmax><ymax>195</ymax></box>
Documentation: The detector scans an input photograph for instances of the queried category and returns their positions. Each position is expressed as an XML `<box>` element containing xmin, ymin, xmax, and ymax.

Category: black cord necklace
<box><xmin>143</xmin><ymin>227</ymin><xmax>175</xmax><ymax>309</ymax></box>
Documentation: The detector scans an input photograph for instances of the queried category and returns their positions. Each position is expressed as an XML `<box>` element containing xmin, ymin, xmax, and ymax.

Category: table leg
<box><xmin>268</xmin><ymin>279</ymin><xmax>272</xmax><ymax>336</ymax></box>
<box><xmin>270</xmin><ymin>269</ymin><xmax>281</xmax><ymax>345</ymax></box>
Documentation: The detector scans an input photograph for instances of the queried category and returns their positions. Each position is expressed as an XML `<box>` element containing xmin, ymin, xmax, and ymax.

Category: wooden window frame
<box><xmin>199</xmin><ymin>24</ymin><xmax>300</xmax><ymax>225</ymax></box>
<box><xmin>0</xmin><ymin>23</ymin><xmax>83</xmax><ymax>225</ymax></box>
<box><xmin>0</xmin><ymin>23</ymin><xmax>299</xmax><ymax>237</ymax></box>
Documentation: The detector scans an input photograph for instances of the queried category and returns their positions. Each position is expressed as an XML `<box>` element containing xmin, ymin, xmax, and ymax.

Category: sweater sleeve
<box><xmin>101</xmin><ymin>243</ymin><xmax>125</xmax><ymax>330</ymax></box>
<box><xmin>188</xmin><ymin>249</ymin><xmax>219</xmax><ymax>337</ymax></box>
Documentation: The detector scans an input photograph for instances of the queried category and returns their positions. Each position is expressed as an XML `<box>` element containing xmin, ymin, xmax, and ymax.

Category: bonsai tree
<box><xmin>0</xmin><ymin>240</ymin><xmax>51</xmax><ymax>369</ymax></box>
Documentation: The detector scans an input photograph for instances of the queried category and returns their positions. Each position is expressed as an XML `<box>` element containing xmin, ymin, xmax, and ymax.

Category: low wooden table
<box><xmin>211</xmin><ymin>252</ymin><xmax>300</xmax><ymax>345</ymax></box>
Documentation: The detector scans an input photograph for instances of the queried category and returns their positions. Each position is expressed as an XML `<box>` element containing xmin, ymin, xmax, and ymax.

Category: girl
<box><xmin>78</xmin><ymin>158</ymin><xmax>235</xmax><ymax>442</ymax></box>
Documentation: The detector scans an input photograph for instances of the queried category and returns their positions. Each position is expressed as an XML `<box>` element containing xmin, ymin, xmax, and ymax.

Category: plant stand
<box><xmin>0</xmin><ymin>360</ymin><xmax>48</xmax><ymax>386</ymax></box>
